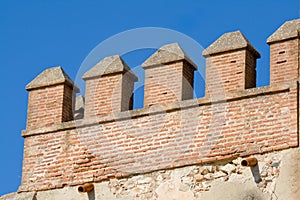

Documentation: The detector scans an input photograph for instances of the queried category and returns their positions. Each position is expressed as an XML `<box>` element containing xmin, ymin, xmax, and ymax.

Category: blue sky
<box><xmin>0</xmin><ymin>0</ymin><xmax>299</xmax><ymax>196</ymax></box>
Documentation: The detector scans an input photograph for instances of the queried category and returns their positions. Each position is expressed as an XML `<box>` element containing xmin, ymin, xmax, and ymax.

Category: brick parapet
<box><xmin>20</xmin><ymin>18</ymin><xmax>300</xmax><ymax>192</ymax></box>
<box><xmin>22</xmin><ymin>82</ymin><xmax>293</xmax><ymax>137</ymax></box>
<box><xmin>19</xmin><ymin>81</ymin><xmax>299</xmax><ymax>192</ymax></box>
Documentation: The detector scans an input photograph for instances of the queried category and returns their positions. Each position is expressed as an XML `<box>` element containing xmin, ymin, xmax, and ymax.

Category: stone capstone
<box><xmin>26</xmin><ymin>66</ymin><xmax>79</xmax><ymax>91</ymax></box>
<box><xmin>142</xmin><ymin>42</ymin><xmax>197</xmax><ymax>69</ymax></box>
<box><xmin>267</xmin><ymin>18</ymin><xmax>300</xmax><ymax>44</ymax></box>
<box><xmin>202</xmin><ymin>30</ymin><xmax>260</xmax><ymax>58</ymax></box>
<box><xmin>82</xmin><ymin>55</ymin><xmax>137</xmax><ymax>81</ymax></box>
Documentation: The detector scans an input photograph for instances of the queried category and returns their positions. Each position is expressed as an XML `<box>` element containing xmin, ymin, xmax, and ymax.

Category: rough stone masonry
<box><xmin>1</xmin><ymin>18</ymin><xmax>300</xmax><ymax>200</ymax></box>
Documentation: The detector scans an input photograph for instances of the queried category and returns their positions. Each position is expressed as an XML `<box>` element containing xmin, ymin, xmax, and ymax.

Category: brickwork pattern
<box><xmin>26</xmin><ymin>84</ymin><xmax>74</xmax><ymax>130</ymax></box>
<box><xmin>206</xmin><ymin>50</ymin><xmax>257</xmax><ymax>96</ymax></box>
<box><xmin>20</xmin><ymin>83</ymin><xmax>298</xmax><ymax>192</ymax></box>
<box><xmin>270</xmin><ymin>39</ymin><xmax>299</xmax><ymax>85</ymax></box>
<box><xmin>20</xmin><ymin>19</ymin><xmax>300</xmax><ymax>192</ymax></box>
<box><xmin>144</xmin><ymin>61</ymin><xmax>195</xmax><ymax>107</ymax></box>
<box><xmin>85</xmin><ymin>74</ymin><xmax>123</xmax><ymax>118</ymax></box>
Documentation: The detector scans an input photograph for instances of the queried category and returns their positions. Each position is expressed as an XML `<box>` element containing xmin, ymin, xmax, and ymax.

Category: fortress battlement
<box><xmin>19</xmin><ymin>19</ymin><xmax>300</xmax><ymax>194</ymax></box>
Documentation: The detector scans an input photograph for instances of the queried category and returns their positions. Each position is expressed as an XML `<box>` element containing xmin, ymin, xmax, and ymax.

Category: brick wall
<box><xmin>20</xmin><ymin>83</ymin><xmax>298</xmax><ymax>192</ymax></box>
<box><xmin>142</xmin><ymin>43</ymin><xmax>197</xmax><ymax>107</ymax></box>
<box><xmin>269</xmin><ymin>39</ymin><xmax>299</xmax><ymax>84</ymax></box>
<box><xmin>143</xmin><ymin>61</ymin><xmax>195</xmax><ymax>107</ymax></box>
<box><xmin>20</xmin><ymin>19</ymin><xmax>300</xmax><ymax>192</ymax></box>
<box><xmin>83</xmin><ymin>55</ymin><xmax>137</xmax><ymax>118</ymax></box>
<box><xmin>26</xmin><ymin>85</ymin><xmax>65</xmax><ymax>129</ymax></box>
<box><xmin>205</xmin><ymin>50</ymin><xmax>247</xmax><ymax>95</ymax></box>
<box><xmin>84</xmin><ymin>74</ymin><xmax>123</xmax><ymax>117</ymax></box>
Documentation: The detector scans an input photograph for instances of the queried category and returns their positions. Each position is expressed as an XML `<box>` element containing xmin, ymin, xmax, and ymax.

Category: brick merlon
<box><xmin>141</xmin><ymin>42</ymin><xmax>198</xmax><ymax>69</ymax></box>
<box><xmin>202</xmin><ymin>31</ymin><xmax>260</xmax><ymax>58</ymax></box>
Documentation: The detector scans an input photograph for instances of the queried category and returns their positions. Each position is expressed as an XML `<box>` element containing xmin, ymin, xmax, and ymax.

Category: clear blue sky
<box><xmin>0</xmin><ymin>0</ymin><xmax>299</xmax><ymax>196</ymax></box>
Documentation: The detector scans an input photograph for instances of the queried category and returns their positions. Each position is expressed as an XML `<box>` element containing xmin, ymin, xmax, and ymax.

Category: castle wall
<box><xmin>19</xmin><ymin>82</ymin><xmax>298</xmax><ymax>192</ymax></box>
<box><xmin>2</xmin><ymin>18</ymin><xmax>299</xmax><ymax>200</ymax></box>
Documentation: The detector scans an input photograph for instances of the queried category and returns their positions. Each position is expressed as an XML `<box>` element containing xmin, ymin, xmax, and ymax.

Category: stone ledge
<box><xmin>22</xmin><ymin>82</ymin><xmax>294</xmax><ymax>137</ymax></box>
